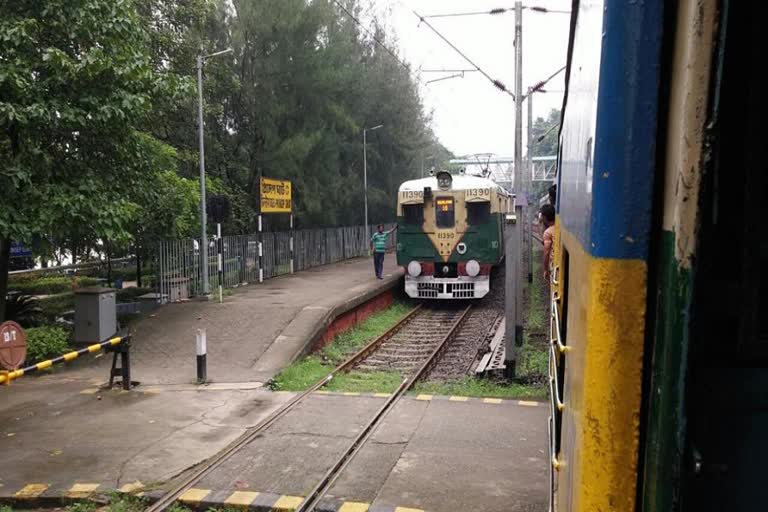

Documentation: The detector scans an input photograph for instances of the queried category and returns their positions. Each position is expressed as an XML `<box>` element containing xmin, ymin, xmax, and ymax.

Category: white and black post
<box><xmin>196</xmin><ymin>328</ymin><xmax>207</xmax><ymax>384</ymax></box>
<box><xmin>258</xmin><ymin>215</ymin><xmax>264</xmax><ymax>283</ymax></box>
<box><xmin>289</xmin><ymin>213</ymin><xmax>294</xmax><ymax>274</ymax></box>
<box><xmin>217</xmin><ymin>223</ymin><xmax>223</xmax><ymax>303</ymax></box>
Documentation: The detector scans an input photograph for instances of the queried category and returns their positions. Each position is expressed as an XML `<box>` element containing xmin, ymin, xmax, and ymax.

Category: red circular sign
<box><xmin>0</xmin><ymin>321</ymin><xmax>27</xmax><ymax>370</ymax></box>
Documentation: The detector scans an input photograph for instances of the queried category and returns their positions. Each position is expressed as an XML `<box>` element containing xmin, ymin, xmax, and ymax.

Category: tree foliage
<box><xmin>0</xmin><ymin>0</ymin><xmax>184</xmax><ymax>318</ymax></box>
<box><xmin>0</xmin><ymin>0</ymin><xmax>449</xmax><ymax>318</ymax></box>
<box><xmin>530</xmin><ymin>108</ymin><xmax>560</xmax><ymax>200</ymax></box>
<box><xmin>146</xmin><ymin>0</ymin><xmax>449</xmax><ymax>231</ymax></box>
<box><xmin>531</xmin><ymin>108</ymin><xmax>560</xmax><ymax>158</ymax></box>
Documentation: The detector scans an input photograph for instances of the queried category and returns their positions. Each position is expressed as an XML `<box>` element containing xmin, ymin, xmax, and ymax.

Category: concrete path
<box><xmin>0</xmin><ymin>375</ymin><xmax>293</xmax><ymax>498</ymax></box>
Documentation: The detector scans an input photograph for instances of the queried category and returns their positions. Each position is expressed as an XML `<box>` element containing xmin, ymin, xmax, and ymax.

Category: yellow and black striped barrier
<box><xmin>0</xmin><ymin>335</ymin><xmax>131</xmax><ymax>388</ymax></box>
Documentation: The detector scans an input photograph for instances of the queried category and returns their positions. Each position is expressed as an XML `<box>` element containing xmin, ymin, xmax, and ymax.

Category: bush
<box><xmin>4</xmin><ymin>293</ymin><xmax>42</xmax><ymax>327</ymax></box>
<box><xmin>116</xmin><ymin>287</ymin><xmax>154</xmax><ymax>303</ymax></box>
<box><xmin>7</xmin><ymin>276</ymin><xmax>101</xmax><ymax>295</ymax></box>
<box><xmin>38</xmin><ymin>294</ymin><xmax>75</xmax><ymax>321</ymax></box>
<box><xmin>26</xmin><ymin>326</ymin><xmax>70</xmax><ymax>364</ymax></box>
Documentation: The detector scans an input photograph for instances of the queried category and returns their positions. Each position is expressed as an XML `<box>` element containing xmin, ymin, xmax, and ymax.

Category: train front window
<box><xmin>435</xmin><ymin>197</ymin><xmax>455</xmax><ymax>228</ymax></box>
<box><xmin>403</xmin><ymin>204</ymin><xmax>423</xmax><ymax>225</ymax></box>
<box><xmin>467</xmin><ymin>202</ymin><xmax>490</xmax><ymax>225</ymax></box>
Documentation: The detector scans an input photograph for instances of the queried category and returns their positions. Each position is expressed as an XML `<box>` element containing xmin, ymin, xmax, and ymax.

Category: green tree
<box><xmin>530</xmin><ymin>108</ymin><xmax>560</xmax><ymax>200</ymax></box>
<box><xmin>0</xmin><ymin>0</ymin><xmax>183</xmax><ymax>320</ymax></box>
<box><xmin>531</xmin><ymin>108</ymin><xmax>560</xmax><ymax>157</ymax></box>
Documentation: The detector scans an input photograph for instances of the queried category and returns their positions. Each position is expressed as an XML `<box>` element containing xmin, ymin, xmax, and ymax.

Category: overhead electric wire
<box><xmin>425</xmin><ymin>73</ymin><xmax>465</xmax><ymax>85</ymax></box>
<box><xmin>525</xmin><ymin>65</ymin><xmax>566</xmax><ymax>99</ymax></box>
<box><xmin>536</xmin><ymin>122</ymin><xmax>559</xmax><ymax>142</ymax></box>
<box><xmin>408</xmin><ymin>7</ymin><xmax>516</xmax><ymax>99</ymax></box>
<box><xmin>421</xmin><ymin>6</ymin><xmax>570</xmax><ymax>19</ymax></box>
<box><xmin>420</xmin><ymin>68</ymin><xmax>478</xmax><ymax>73</ymax></box>
<box><xmin>422</xmin><ymin>8</ymin><xmax>510</xmax><ymax>18</ymax></box>
<box><xmin>331</xmin><ymin>0</ymin><xmax>411</xmax><ymax>71</ymax></box>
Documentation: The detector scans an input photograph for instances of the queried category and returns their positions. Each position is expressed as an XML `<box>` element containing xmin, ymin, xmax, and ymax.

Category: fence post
<box><xmin>217</xmin><ymin>223</ymin><xmax>223</xmax><ymax>303</ymax></box>
<box><xmin>289</xmin><ymin>213</ymin><xmax>294</xmax><ymax>274</ymax></box>
<box><xmin>196</xmin><ymin>329</ymin><xmax>207</xmax><ymax>384</ymax></box>
<box><xmin>258</xmin><ymin>214</ymin><xmax>264</xmax><ymax>283</ymax></box>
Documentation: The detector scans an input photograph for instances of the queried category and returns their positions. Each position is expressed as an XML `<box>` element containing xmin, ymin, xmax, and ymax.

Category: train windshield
<box><xmin>402</xmin><ymin>204</ymin><xmax>423</xmax><ymax>225</ymax></box>
<box><xmin>435</xmin><ymin>197</ymin><xmax>455</xmax><ymax>228</ymax></box>
<box><xmin>467</xmin><ymin>202</ymin><xmax>490</xmax><ymax>224</ymax></box>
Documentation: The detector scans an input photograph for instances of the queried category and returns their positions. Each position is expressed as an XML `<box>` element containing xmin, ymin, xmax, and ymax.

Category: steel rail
<box><xmin>144</xmin><ymin>304</ymin><xmax>425</xmax><ymax>512</ymax></box>
<box><xmin>295</xmin><ymin>304</ymin><xmax>473</xmax><ymax>512</ymax></box>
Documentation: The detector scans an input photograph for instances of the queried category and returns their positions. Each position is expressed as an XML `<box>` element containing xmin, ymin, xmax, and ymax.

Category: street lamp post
<box><xmin>197</xmin><ymin>47</ymin><xmax>232</xmax><ymax>296</ymax></box>
<box><xmin>363</xmin><ymin>124</ymin><xmax>383</xmax><ymax>240</ymax></box>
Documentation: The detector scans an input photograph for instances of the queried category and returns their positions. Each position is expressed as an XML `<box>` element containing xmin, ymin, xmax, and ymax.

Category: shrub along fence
<box><xmin>156</xmin><ymin>224</ymin><xmax>396</xmax><ymax>302</ymax></box>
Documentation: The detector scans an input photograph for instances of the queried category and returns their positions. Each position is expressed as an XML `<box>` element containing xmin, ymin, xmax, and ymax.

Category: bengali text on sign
<box><xmin>260</xmin><ymin>177</ymin><xmax>292</xmax><ymax>213</ymax></box>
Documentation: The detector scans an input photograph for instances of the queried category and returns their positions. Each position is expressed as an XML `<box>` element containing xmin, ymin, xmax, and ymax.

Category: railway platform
<box><xmin>0</xmin><ymin>255</ymin><xmax>548</xmax><ymax>511</ymax></box>
<box><xmin>69</xmin><ymin>256</ymin><xmax>403</xmax><ymax>385</ymax></box>
<box><xmin>0</xmin><ymin>258</ymin><xmax>399</xmax><ymax>498</ymax></box>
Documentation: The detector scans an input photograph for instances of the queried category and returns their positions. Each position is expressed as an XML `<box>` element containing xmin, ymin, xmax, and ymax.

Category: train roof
<box><xmin>398</xmin><ymin>173</ymin><xmax>510</xmax><ymax>196</ymax></box>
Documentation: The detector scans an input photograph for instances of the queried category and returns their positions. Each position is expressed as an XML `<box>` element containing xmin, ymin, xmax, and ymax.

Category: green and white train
<box><xmin>396</xmin><ymin>170</ymin><xmax>512</xmax><ymax>299</ymax></box>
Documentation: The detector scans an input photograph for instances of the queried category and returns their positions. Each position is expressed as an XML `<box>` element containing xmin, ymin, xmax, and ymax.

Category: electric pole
<box><xmin>527</xmin><ymin>86</ymin><xmax>534</xmax><ymax>282</ymax></box>
<box><xmin>513</xmin><ymin>2</ymin><xmax>529</xmax><ymax>288</ymax></box>
<box><xmin>514</xmin><ymin>1</ymin><xmax>523</xmax><ymax>192</ymax></box>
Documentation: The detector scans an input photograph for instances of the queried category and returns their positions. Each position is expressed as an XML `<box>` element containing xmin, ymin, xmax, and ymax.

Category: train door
<box><xmin>681</xmin><ymin>2</ymin><xmax>768</xmax><ymax>509</ymax></box>
<box><xmin>642</xmin><ymin>2</ymin><xmax>768</xmax><ymax>510</ymax></box>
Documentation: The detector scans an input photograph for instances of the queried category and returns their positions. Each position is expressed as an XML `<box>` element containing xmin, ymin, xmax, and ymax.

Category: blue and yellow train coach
<box><xmin>550</xmin><ymin>1</ymin><xmax>763</xmax><ymax>511</ymax></box>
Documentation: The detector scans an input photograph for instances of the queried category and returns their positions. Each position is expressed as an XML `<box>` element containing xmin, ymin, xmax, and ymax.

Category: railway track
<box><xmin>144</xmin><ymin>303</ymin><xmax>472</xmax><ymax>512</ymax></box>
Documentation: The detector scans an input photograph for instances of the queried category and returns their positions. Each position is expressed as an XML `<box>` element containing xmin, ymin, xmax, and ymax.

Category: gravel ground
<box><xmin>426</xmin><ymin>267</ymin><xmax>506</xmax><ymax>380</ymax></box>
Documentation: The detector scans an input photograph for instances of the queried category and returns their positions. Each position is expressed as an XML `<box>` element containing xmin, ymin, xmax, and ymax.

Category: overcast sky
<box><xmin>373</xmin><ymin>1</ymin><xmax>571</xmax><ymax>158</ymax></box>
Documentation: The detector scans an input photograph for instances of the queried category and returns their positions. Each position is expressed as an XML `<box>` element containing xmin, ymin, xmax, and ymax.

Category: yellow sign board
<box><xmin>260</xmin><ymin>177</ymin><xmax>292</xmax><ymax>213</ymax></box>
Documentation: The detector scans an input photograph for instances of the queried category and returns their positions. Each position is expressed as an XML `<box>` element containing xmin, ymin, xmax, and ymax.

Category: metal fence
<box><xmin>156</xmin><ymin>224</ymin><xmax>395</xmax><ymax>302</ymax></box>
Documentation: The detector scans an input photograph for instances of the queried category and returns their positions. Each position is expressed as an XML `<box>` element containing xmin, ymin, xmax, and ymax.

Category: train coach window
<box><xmin>435</xmin><ymin>197</ymin><xmax>455</xmax><ymax>228</ymax></box>
<box><xmin>467</xmin><ymin>202</ymin><xmax>490</xmax><ymax>224</ymax></box>
<box><xmin>403</xmin><ymin>204</ymin><xmax>423</xmax><ymax>225</ymax></box>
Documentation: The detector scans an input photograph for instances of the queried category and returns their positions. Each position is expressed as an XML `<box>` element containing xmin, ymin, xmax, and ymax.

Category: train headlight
<box><xmin>457</xmin><ymin>242</ymin><xmax>467</xmax><ymax>255</ymax></box>
<box><xmin>407</xmin><ymin>261</ymin><xmax>422</xmax><ymax>277</ymax></box>
<box><xmin>466</xmin><ymin>260</ymin><xmax>481</xmax><ymax>277</ymax></box>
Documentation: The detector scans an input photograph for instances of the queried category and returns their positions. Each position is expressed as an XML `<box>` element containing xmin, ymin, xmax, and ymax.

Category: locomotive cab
<box><xmin>396</xmin><ymin>171</ymin><xmax>510</xmax><ymax>299</ymax></box>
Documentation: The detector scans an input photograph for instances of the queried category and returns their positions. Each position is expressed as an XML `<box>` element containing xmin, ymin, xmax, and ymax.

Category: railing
<box><xmin>0</xmin><ymin>335</ymin><xmax>130</xmax><ymax>388</ymax></box>
<box><xmin>156</xmin><ymin>224</ymin><xmax>395</xmax><ymax>302</ymax></box>
<box><xmin>548</xmin><ymin>264</ymin><xmax>566</xmax><ymax>512</ymax></box>
<box><xmin>9</xmin><ymin>257</ymin><xmax>135</xmax><ymax>276</ymax></box>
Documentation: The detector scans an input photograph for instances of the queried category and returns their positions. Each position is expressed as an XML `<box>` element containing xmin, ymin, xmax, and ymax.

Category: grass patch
<box><xmin>327</xmin><ymin>370</ymin><xmax>402</xmax><ymax>393</ymax></box>
<box><xmin>1</xmin><ymin>505</ymin><xmax>14</xmax><ymax>512</ymax></box>
<box><xmin>513</xmin><ymin>250</ymin><xmax>549</xmax><ymax>386</ymax></box>
<box><xmin>103</xmin><ymin>492</ymin><xmax>146</xmax><ymax>512</ymax></box>
<box><xmin>411</xmin><ymin>376</ymin><xmax>547</xmax><ymax>400</ymax></box>
<box><xmin>168</xmin><ymin>505</ymin><xmax>192</xmax><ymax>512</ymax></box>
<box><xmin>517</xmin><ymin>338</ymin><xmax>549</xmax><ymax>383</ymax></box>
<box><xmin>271</xmin><ymin>357</ymin><xmax>330</xmax><ymax>391</ymax></box>
<box><xmin>527</xmin><ymin>251</ymin><xmax>547</xmax><ymax>331</ymax></box>
<box><xmin>66</xmin><ymin>502</ymin><xmax>96</xmax><ymax>512</ymax></box>
<box><xmin>270</xmin><ymin>302</ymin><xmax>413</xmax><ymax>392</ymax></box>
<box><xmin>321</xmin><ymin>303</ymin><xmax>413</xmax><ymax>364</ymax></box>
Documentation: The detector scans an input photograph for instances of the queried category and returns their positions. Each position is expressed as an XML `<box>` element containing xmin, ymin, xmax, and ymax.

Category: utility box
<box><xmin>74</xmin><ymin>287</ymin><xmax>117</xmax><ymax>344</ymax></box>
